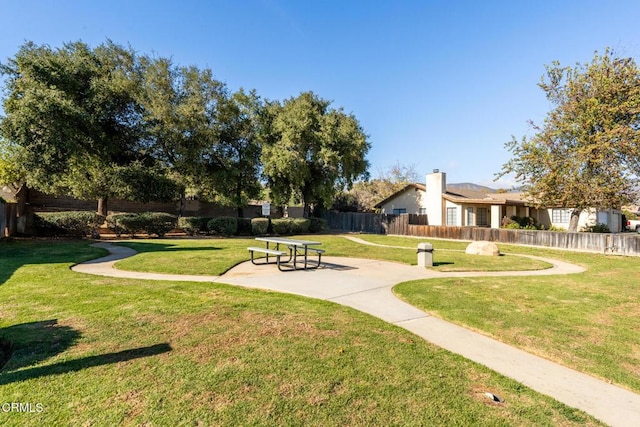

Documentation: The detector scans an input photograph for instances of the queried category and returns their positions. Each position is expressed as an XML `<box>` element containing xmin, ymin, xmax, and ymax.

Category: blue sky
<box><xmin>1</xmin><ymin>0</ymin><xmax>640</xmax><ymax>188</ymax></box>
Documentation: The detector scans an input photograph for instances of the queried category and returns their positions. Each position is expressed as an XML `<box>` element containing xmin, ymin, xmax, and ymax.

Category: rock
<box><xmin>465</xmin><ymin>241</ymin><xmax>500</xmax><ymax>256</ymax></box>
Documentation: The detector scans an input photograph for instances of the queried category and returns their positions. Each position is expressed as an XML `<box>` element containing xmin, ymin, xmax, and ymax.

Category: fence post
<box><xmin>0</xmin><ymin>202</ymin><xmax>6</xmax><ymax>238</ymax></box>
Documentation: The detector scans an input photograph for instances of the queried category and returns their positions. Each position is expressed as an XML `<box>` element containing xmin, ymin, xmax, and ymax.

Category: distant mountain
<box><xmin>447</xmin><ymin>182</ymin><xmax>497</xmax><ymax>193</ymax></box>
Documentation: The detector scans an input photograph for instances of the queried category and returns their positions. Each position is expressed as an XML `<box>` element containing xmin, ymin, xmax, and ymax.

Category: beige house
<box><xmin>375</xmin><ymin>171</ymin><xmax>623</xmax><ymax>232</ymax></box>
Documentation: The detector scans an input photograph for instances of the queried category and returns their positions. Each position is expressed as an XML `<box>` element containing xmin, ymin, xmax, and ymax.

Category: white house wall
<box><xmin>542</xmin><ymin>208</ymin><xmax>622</xmax><ymax>232</ymax></box>
<box><xmin>378</xmin><ymin>189</ymin><xmax>427</xmax><ymax>214</ymax></box>
<box><xmin>425</xmin><ymin>172</ymin><xmax>445</xmax><ymax>226</ymax></box>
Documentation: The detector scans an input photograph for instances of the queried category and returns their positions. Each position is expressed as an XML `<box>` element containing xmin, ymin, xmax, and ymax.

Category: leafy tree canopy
<box><xmin>261</xmin><ymin>91</ymin><xmax>370</xmax><ymax>217</ymax></box>
<box><xmin>0</xmin><ymin>40</ymin><xmax>181</xmax><ymax>214</ymax></box>
<box><xmin>0</xmin><ymin>137</ymin><xmax>24</xmax><ymax>191</ymax></box>
<box><xmin>500</xmin><ymin>48</ymin><xmax>640</xmax><ymax>231</ymax></box>
<box><xmin>1</xmin><ymin>41</ymin><xmax>370</xmax><ymax>218</ymax></box>
<box><xmin>208</xmin><ymin>88</ymin><xmax>263</xmax><ymax>216</ymax></box>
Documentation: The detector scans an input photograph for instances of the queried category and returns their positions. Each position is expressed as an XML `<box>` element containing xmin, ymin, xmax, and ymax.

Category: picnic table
<box><xmin>247</xmin><ymin>237</ymin><xmax>325</xmax><ymax>271</ymax></box>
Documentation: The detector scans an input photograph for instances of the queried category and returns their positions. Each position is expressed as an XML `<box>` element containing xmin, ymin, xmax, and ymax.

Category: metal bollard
<box><xmin>417</xmin><ymin>242</ymin><xmax>433</xmax><ymax>267</ymax></box>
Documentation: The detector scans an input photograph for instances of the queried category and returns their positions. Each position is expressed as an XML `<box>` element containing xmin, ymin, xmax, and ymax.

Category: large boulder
<box><xmin>465</xmin><ymin>241</ymin><xmax>500</xmax><ymax>256</ymax></box>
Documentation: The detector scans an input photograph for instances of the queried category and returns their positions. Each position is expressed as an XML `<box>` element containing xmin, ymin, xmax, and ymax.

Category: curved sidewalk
<box><xmin>72</xmin><ymin>242</ymin><xmax>640</xmax><ymax>427</ymax></box>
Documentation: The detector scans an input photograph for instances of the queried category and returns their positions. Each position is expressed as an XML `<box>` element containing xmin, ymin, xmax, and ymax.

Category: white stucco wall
<box><xmin>425</xmin><ymin>172</ymin><xmax>445</xmax><ymax>226</ymax></box>
<box><xmin>544</xmin><ymin>208</ymin><xmax>623</xmax><ymax>232</ymax></box>
<box><xmin>378</xmin><ymin>188</ymin><xmax>427</xmax><ymax>214</ymax></box>
<box><xmin>491</xmin><ymin>205</ymin><xmax>501</xmax><ymax>228</ymax></box>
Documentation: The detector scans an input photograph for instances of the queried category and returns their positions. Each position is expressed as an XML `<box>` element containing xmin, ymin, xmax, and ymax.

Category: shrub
<box><xmin>35</xmin><ymin>211</ymin><xmax>105</xmax><ymax>237</ymax></box>
<box><xmin>584</xmin><ymin>223</ymin><xmax>611</xmax><ymax>233</ymax></box>
<box><xmin>309</xmin><ymin>217</ymin><xmax>327</xmax><ymax>233</ymax></box>
<box><xmin>236</xmin><ymin>218</ymin><xmax>252</xmax><ymax>236</ymax></box>
<box><xmin>271</xmin><ymin>218</ymin><xmax>292</xmax><ymax>235</ymax></box>
<box><xmin>207</xmin><ymin>217</ymin><xmax>238</xmax><ymax>236</ymax></box>
<box><xmin>109</xmin><ymin>212</ymin><xmax>177</xmax><ymax>237</ymax></box>
<box><xmin>139</xmin><ymin>212</ymin><xmax>178</xmax><ymax>237</ymax></box>
<box><xmin>291</xmin><ymin>218</ymin><xmax>310</xmax><ymax>234</ymax></box>
<box><xmin>269</xmin><ymin>218</ymin><xmax>312</xmax><ymax>235</ymax></box>
<box><xmin>251</xmin><ymin>218</ymin><xmax>269</xmax><ymax>235</ymax></box>
<box><xmin>177</xmin><ymin>217</ymin><xmax>211</xmax><ymax>235</ymax></box>
<box><xmin>513</xmin><ymin>216</ymin><xmax>539</xmax><ymax>229</ymax></box>
<box><xmin>113</xmin><ymin>213</ymin><xmax>147</xmax><ymax>237</ymax></box>
<box><xmin>504</xmin><ymin>222</ymin><xmax>522</xmax><ymax>229</ymax></box>
<box><xmin>106</xmin><ymin>213</ymin><xmax>138</xmax><ymax>237</ymax></box>
<box><xmin>502</xmin><ymin>216</ymin><xmax>540</xmax><ymax>230</ymax></box>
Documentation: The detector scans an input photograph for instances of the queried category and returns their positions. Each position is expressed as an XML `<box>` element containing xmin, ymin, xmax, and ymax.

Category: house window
<box><xmin>552</xmin><ymin>209</ymin><xmax>571</xmax><ymax>223</ymax></box>
<box><xmin>393</xmin><ymin>208</ymin><xmax>407</xmax><ymax>215</ymax></box>
<box><xmin>446</xmin><ymin>207</ymin><xmax>457</xmax><ymax>225</ymax></box>
<box><xmin>477</xmin><ymin>208</ymin><xmax>488</xmax><ymax>226</ymax></box>
<box><xmin>419</xmin><ymin>208</ymin><xmax>427</xmax><ymax>215</ymax></box>
<box><xmin>466</xmin><ymin>207</ymin><xmax>474</xmax><ymax>226</ymax></box>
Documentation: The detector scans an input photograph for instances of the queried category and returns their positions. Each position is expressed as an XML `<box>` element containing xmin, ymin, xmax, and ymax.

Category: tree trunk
<box><xmin>236</xmin><ymin>185</ymin><xmax>244</xmax><ymax>218</ymax></box>
<box><xmin>568</xmin><ymin>209</ymin><xmax>581</xmax><ymax>232</ymax></box>
<box><xmin>15</xmin><ymin>184</ymin><xmax>28</xmax><ymax>217</ymax></box>
<box><xmin>179</xmin><ymin>192</ymin><xmax>186</xmax><ymax>217</ymax></box>
<box><xmin>97</xmin><ymin>197</ymin><xmax>108</xmax><ymax>217</ymax></box>
<box><xmin>14</xmin><ymin>184</ymin><xmax>29</xmax><ymax>234</ymax></box>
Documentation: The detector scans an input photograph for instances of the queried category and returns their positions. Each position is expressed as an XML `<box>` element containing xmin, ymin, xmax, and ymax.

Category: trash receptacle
<box><xmin>417</xmin><ymin>243</ymin><xmax>433</xmax><ymax>267</ymax></box>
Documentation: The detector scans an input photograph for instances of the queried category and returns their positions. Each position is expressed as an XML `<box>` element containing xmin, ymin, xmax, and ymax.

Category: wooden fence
<box><xmin>326</xmin><ymin>211</ymin><xmax>640</xmax><ymax>256</ymax></box>
<box><xmin>323</xmin><ymin>211</ymin><xmax>398</xmax><ymax>234</ymax></box>
<box><xmin>0</xmin><ymin>203</ymin><xmax>17</xmax><ymax>238</ymax></box>
<box><xmin>0</xmin><ymin>202</ymin><xmax>5</xmax><ymax>238</ymax></box>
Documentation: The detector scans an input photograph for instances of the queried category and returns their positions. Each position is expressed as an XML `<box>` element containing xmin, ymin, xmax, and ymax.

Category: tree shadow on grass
<box><xmin>0</xmin><ymin>239</ymin><xmax>107</xmax><ymax>286</ymax></box>
<box><xmin>0</xmin><ymin>319</ymin><xmax>80</xmax><ymax>373</ymax></box>
<box><xmin>0</xmin><ymin>343</ymin><xmax>171</xmax><ymax>386</ymax></box>
<box><xmin>0</xmin><ymin>319</ymin><xmax>171</xmax><ymax>386</ymax></box>
<box><xmin>116</xmin><ymin>241</ymin><xmax>224</xmax><ymax>254</ymax></box>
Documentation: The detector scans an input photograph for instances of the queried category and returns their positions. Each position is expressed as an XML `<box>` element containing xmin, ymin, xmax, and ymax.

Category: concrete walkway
<box><xmin>71</xmin><ymin>242</ymin><xmax>640</xmax><ymax>427</ymax></box>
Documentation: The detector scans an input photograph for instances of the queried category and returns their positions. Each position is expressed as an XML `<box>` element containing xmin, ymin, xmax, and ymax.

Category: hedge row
<box><xmin>106</xmin><ymin>212</ymin><xmax>177</xmax><ymax>237</ymax></box>
<box><xmin>34</xmin><ymin>211</ymin><xmax>105</xmax><ymax>237</ymax></box>
<box><xmin>177</xmin><ymin>216</ymin><xmax>327</xmax><ymax>236</ymax></box>
<box><xmin>33</xmin><ymin>211</ymin><xmax>328</xmax><ymax>238</ymax></box>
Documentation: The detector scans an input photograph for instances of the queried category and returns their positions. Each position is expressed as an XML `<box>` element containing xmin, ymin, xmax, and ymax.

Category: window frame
<box><xmin>476</xmin><ymin>207</ymin><xmax>488</xmax><ymax>226</ymax></box>
<box><xmin>552</xmin><ymin>208</ymin><xmax>571</xmax><ymax>223</ymax></box>
<box><xmin>446</xmin><ymin>207</ymin><xmax>457</xmax><ymax>225</ymax></box>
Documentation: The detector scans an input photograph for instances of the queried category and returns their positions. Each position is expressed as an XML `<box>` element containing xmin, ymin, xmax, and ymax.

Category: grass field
<box><xmin>115</xmin><ymin>235</ymin><xmax>551</xmax><ymax>275</ymax></box>
<box><xmin>0</xmin><ymin>238</ymin><xmax>602</xmax><ymax>426</ymax></box>
<box><xmin>354</xmin><ymin>235</ymin><xmax>640</xmax><ymax>394</ymax></box>
<box><xmin>119</xmin><ymin>235</ymin><xmax>640</xmax><ymax>394</ymax></box>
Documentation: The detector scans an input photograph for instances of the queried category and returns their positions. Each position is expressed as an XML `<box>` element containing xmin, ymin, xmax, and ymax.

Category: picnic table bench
<box><xmin>248</xmin><ymin>237</ymin><xmax>325</xmax><ymax>271</ymax></box>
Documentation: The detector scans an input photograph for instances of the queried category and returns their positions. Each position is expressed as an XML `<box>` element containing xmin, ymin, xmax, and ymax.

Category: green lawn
<box><xmin>0</xmin><ymin>239</ymin><xmax>601</xmax><ymax>426</ymax></box>
<box><xmin>115</xmin><ymin>235</ymin><xmax>551</xmax><ymax>275</ymax></box>
<box><xmin>120</xmin><ymin>235</ymin><xmax>640</xmax><ymax>393</ymax></box>
<box><xmin>390</xmin><ymin>238</ymin><xmax>640</xmax><ymax>394</ymax></box>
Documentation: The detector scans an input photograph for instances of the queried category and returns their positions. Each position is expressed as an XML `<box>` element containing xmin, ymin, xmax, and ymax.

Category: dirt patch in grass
<box><xmin>136</xmin><ymin>309</ymin><xmax>344</xmax><ymax>364</ymax></box>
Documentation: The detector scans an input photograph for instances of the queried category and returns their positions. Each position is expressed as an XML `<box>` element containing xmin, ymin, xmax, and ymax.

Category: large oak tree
<box><xmin>261</xmin><ymin>92</ymin><xmax>370</xmax><ymax>217</ymax></box>
<box><xmin>139</xmin><ymin>57</ymin><xmax>225</xmax><ymax>214</ymax></box>
<box><xmin>0</xmin><ymin>41</ymin><xmax>180</xmax><ymax>215</ymax></box>
<box><xmin>500</xmin><ymin>49</ymin><xmax>640</xmax><ymax>232</ymax></box>
<box><xmin>210</xmin><ymin>89</ymin><xmax>263</xmax><ymax>217</ymax></box>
